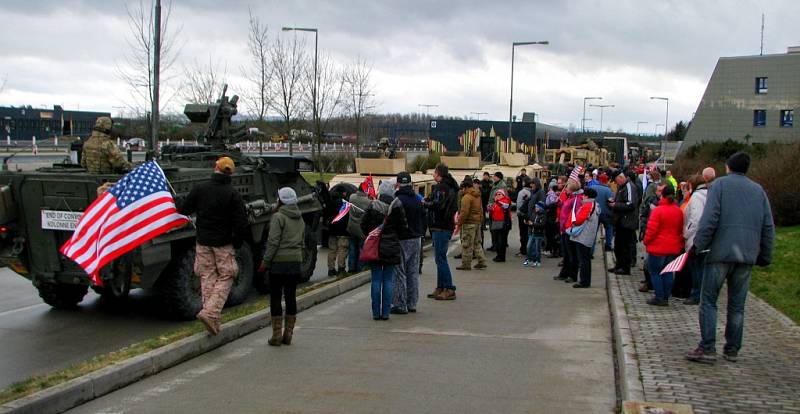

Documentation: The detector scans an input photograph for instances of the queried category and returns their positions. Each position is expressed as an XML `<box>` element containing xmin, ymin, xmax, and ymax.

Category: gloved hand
<box><xmin>257</xmin><ymin>261</ymin><xmax>268</xmax><ymax>274</ymax></box>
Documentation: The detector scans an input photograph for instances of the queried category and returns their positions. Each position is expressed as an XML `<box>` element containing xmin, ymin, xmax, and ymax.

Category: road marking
<box><xmin>0</xmin><ymin>303</ymin><xmax>48</xmax><ymax>318</ymax></box>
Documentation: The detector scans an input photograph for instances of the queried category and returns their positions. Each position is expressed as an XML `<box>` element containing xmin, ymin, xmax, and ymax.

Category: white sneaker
<box><xmin>522</xmin><ymin>260</ymin><xmax>531</xmax><ymax>266</ymax></box>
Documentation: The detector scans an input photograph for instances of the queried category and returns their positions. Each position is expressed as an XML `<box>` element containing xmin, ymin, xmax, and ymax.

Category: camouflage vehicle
<box><xmin>0</xmin><ymin>86</ymin><xmax>322</xmax><ymax>320</ymax></box>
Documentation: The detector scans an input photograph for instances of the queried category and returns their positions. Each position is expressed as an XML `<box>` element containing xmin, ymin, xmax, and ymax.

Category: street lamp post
<box><xmin>282</xmin><ymin>27</ymin><xmax>318</xmax><ymax>157</ymax></box>
<box><xmin>650</xmin><ymin>96</ymin><xmax>669</xmax><ymax>139</ymax></box>
<box><xmin>509</xmin><ymin>41</ymin><xmax>548</xmax><ymax>153</ymax></box>
<box><xmin>636</xmin><ymin>121</ymin><xmax>648</xmax><ymax>136</ymax></box>
<box><xmin>470</xmin><ymin>111</ymin><xmax>487</xmax><ymax>121</ymax></box>
<box><xmin>582</xmin><ymin>97</ymin><xmax>602</xmax><ymax>132</ymax></box>
<box><xmin>589</xmin><ymin>104</ymin><xmax>614</xmax><ymax>133</ymax></box>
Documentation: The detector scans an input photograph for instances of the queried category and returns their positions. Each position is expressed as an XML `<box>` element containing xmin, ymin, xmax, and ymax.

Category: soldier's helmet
<box><xmin>93</xmin><ymin>117</ymin><xmax>113</xmax><ymax>134</ymax></box>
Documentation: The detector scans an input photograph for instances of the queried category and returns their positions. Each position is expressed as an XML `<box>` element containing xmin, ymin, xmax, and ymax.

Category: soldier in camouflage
<box><xmin>81</xmin><ymin>117</ymin><xmax>131</xmax><ymax>174</ymax></box>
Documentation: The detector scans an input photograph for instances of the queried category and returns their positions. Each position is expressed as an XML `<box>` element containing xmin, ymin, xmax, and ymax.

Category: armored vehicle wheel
<box><xmin>224</xmin><ymin>244</ymin><xmax>254</xmax><ymax>307</ymax></box>
<box><xmin>37</xmin><ymin>282</ymin><xmax>89</xmax><ymax>309</ymax></box>
<box><xmin>156</xmin><ymin>246</ymin><xmax>202</xmax><ymax>320</ymax></box>
<box><xmin>92</xmin><ymin>257</ymin><xmax>133</xmax><ymax>300</ymax></box>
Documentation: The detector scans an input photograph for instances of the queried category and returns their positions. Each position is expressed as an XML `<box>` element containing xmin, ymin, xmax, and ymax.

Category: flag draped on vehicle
<box><xmin>60</xmin><ymin>161</ymin><xmax>190</xmax><ymax>286</ymax></box>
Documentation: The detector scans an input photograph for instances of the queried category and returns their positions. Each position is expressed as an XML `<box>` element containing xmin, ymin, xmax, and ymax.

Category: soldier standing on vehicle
<box><xmin>179</xmin><ymin>156</ymin><xmax>248</xmax><ymax>335</ymax></box>
<box><xmin>81</xmin><ymin>116</ymin><xmax>132</xmax><ymax>174</ymax></box>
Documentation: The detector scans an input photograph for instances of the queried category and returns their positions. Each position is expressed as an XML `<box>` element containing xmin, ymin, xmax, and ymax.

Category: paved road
<box><xmin>0</xmin><ymin>249</ymin><xmax>337</xmax><ymax>390</ymax></box>
<box><xmin>68</xmin><ymin>234</ymin><xmax>617</xmax><ymax>413</ymax></box>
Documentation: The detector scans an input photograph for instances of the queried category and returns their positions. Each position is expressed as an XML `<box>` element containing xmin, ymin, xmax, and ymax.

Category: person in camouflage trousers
<box><xmin>179</xmin><ymin>157</ymin><xmax>248</xmax><ymax>335</ymax></box>
<box><xmin>457</xmin><ymin>179</ymin><xmax>487</xmax><ymax>270</ymax></box>
<box><xmin>81</xmin><ymin>117</ymin><xmax>131</xmax><ymax>174</ymax></box>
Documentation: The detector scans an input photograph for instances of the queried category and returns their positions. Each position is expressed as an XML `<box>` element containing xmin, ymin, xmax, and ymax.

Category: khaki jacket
<box><xmin>459</xmin><ymin>187</ymin><xmax>484</xmax><ymax>225</ymax></box>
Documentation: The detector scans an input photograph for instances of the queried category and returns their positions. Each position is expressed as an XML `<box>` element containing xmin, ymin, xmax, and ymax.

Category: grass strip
<box><xmin>751</xmin><ymin>226</ymin><xmax>800</xmax><ymax>323</ymax></box>
<box><xmin>0</xmin><ymin>273</ymin><xmax>354</xmax><ymax>405</ymax></box>
<box><xmin>300</xmin><ymin>172</ymin><xmax>337</xmax><ymax>184</ymax></box>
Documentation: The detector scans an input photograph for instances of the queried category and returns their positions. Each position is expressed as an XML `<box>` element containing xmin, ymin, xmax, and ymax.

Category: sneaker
<box><xmin>427</xmin><ymin>288</ymin><xmax>443</xmax><ymax>299</ymax></box>
<box><xmin>685</xmin><ymin>347</ymin><xmax>717</xmax><ymax>364</ymax></box>
<box><xmin>722</xmin><ymin>351</ymin><xmax>738</xmax><ymax>362</ymax></box>
<box><xmin>534</xmin><ymin>262</ymin><xmax>541</xmax><ymax>267</ymax></box>
<box><xmin>474</xmin><ymin>263</ymin><xmax>487</xmax><ymax>269</ymax></box>
<box><xmin>646</xmin><ymin>298</ymin><xmax>668</xmax><ymax>306</ymax></box>
<box><xmin>522</xmin><ymin>259</ymin><xmax>531</xmax><ymax>266</ymax></box>
<box><xmin>435</xmin><ymin>289</ymin><xmax>456</xmax><ymax>301</ymax></box>
<box><xmin>407</xmin><ymin>308</ymin><xmax>417</xmax><ymax>313</ymax></box>
<box><xmin>390</xmin><ymin>307</ymin><xmax>408</xmax><ymax>315</ymax></box>
<box><xmin>684</xmin><ymin>298</ymin><xmax>700</xmax><ymax>306</ymax></box>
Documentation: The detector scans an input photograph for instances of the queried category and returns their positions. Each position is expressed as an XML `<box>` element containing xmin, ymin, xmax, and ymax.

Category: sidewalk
<box><xmin>611</xmin><ymin>260</ymin><xmax>800</xmax><ymax>413</ymax></box>
<box><xmin>67</xmin><ymin>236</ymin><xmax>617</xmax><ymax>413</ymax></box>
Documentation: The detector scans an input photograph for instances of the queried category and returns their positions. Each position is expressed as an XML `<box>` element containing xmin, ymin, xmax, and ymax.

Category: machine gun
<box><xmin>183</xmin><ymin>84</ymin><xmax>248</xmax><ymax>150</ymax></box>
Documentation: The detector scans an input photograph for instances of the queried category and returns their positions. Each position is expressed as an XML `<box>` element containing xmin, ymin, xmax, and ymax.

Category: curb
<box><xmin>0</xmin><ymin>270</ymin><xmax>372</xmax><ymax>414</ymax></box>
<box><xmin>606</xmin><ymin>251</ymin><xmax>646</xmax><ymax>403</ymax></box>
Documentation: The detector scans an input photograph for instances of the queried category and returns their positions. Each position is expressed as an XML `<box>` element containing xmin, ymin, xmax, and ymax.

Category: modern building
<box><xmin>684</xmin><ymin>46</ymin><xmax>799</xmax><ymax>146</ymax></box>
<box><xmin>0</xmin><ymin>105</ymin><xmax>110</xmax><ymax>142</ymax></box>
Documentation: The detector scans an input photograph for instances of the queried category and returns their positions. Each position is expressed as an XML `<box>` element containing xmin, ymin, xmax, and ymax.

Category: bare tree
<box><xmin>242</xmin><ymin>9</ymin><xmax>271</xmax><ymax>121</ymax></box>
<box><xmin>268</xmin><ymin>34</ymin><xmax>307</xmax><ymax>155</ymax></box>
<box><xmin>116</xmin><ymin>0</ymin><xmax>181</xmax><ymax>116</ymax></box>
<box><xmin>305</xmin><ymin>53</ymin><xmax>345</xmax><ymax>157</ymax></box>
<box><xmin>180</xmin><ymin>56</ymin><xmax>227</xmax><ymax>104</ymax></box>
<box><xmin>342</xmin><ymin>57</ymin><xmax>376</xmax><ymax>156</ymax></box>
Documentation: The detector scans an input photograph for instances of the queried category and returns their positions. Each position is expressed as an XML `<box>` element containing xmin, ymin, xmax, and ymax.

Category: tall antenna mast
<box><xmin>760</xmin><ymin>13</ymin><xmax>764</xmax><ymax>56</ymax></box>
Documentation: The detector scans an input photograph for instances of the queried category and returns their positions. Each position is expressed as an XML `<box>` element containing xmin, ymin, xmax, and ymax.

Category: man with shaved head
<box><xmin>702</xmin><ymin>167</ymin><xmax>716</xmax><ymax>185</ymax></box>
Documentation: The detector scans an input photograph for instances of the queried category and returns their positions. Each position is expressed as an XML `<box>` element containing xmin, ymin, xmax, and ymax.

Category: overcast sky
<box><xmin>1</xmin><ymin>0</ymin><xmax>798</xmax><ymax>134</ymax></box>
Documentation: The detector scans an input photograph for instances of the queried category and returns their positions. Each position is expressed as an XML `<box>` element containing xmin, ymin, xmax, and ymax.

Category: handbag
<box><xmin>359</xmin><ymin>223</ymin><xmax>383</xmax><ymax>262</ymax></box>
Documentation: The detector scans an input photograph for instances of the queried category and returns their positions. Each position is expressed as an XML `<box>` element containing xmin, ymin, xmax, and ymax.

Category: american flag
<box><xmin>363</xmin><ymin>175</ymin><xmax>376</xmax><ymax>199</ymax></box>
<box><xmin>569</xmin><ymin>165</ymin><xmax>584</xmax><ymax>183</ymax></box>
<box><xmin>660</xmin><ymin>253</ymin><xmax>689</xmax><ymax>275</ymax></box>
<box><xmin>60</xmin><ymin>161</ymin><xmax>190</xmax><ymax>286</ymax></box>
<box><xmin>331</xmin><ymin>201</ymin><xmax>352</xmax><ymax>223</ymax></box>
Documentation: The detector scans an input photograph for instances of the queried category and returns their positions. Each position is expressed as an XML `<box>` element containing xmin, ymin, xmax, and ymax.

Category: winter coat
<box><xmin>425</xmin><ymin>174</ymin><xmax>459</xmax><ymax>231</ymax></box>
<box><xmin>569</xmin><ymin>198</ymin><xmax>601</xmax><ymax>248</ymax></box>
<box><xmin>262</xmin><ymin>203</ymin><xmax>305</xmax><ymax>274</ymax></box>
<box><xmin>347</xmin><ymin>190</ymin><xmax>372</xmax><ymax>239</ymax></box>
<box><xmin>589</xmin><ymin>183</ymin><xmax>613</xmax><ymax>219</ymax></box>
<box><xmin>179</xmin><ymin>173</ymin><xmax>248</xmax><ymax>248</ymax></box>
<box><xmin>611</xmin><ymin>179</ymin><xmax>638</xmax><ymax>230</ymax></box>
<box><xmin>395</xmin><ymin>185</ymin><xmax>425</xmax><ymax>239</ymax></box>
<box><xmin>326</xmin><ymin>195</ymin><xmax>350</xmax><ymax>237</ymax></box>
<box><xmin>488</xmin><ymin>179</ymin><xmax>507</xmax><ymax>208</ymax></box>
<box><xmin>522</xmin><ymin>184</ymin><xmax>546</xmax><ymax>221</ymax></box>
<box><xmin>490</xmin><ymin>193</ymin><xmax>512</xmax><ymax>230</ymax></box>
<box><xmin>693</xmin><ymin>173</ymin><xmax>775</xmax><ymax>265</ymax></box>
<box><xmin>559</xmin><ymin>192</ymin><xmax>584</xmax><ymax>233</ymax></box>
<box><xmin>361</xmin><ymin>194</ymin><xmax>407</xmax><ymax>265</ymax></box>
<box><xmin>683</xmin><ymin>185</ymin><xmax>708</xmax><ymax>249</ymax></box>
<box><xmin>643</xmin><ymin>198</ymin><xmax>684</xmax><ymax>256</ymax></box>
<box><xmin>480</xmin><ymin>178</ymin><xmax>493</xmax><ymax>208</ymax></box>
<box><xmin>459</xmin><ymin>187</ymin><xmax>484</xmax><ymax>225</ymax></box>
<box><xmin>516</xmin><ymin>187</ymin><xmax>531</xmax><ymax>216</ymax></box>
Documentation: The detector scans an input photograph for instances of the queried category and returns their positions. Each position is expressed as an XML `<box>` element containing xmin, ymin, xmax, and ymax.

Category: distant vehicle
<box><xmin>126</xmin><ymin>137</ymin><xmax>146</xmax><ymax>150</ymax></box>
<box><xmin>602</xmin><ymin>136</ymin><xmax>629</xmax><ymax>167</ymax></box>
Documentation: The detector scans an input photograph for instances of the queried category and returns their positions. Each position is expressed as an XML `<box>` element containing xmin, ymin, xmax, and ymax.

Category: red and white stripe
<box><xmin>660</xmin><ymin>253</ymin><xmax>689</xmax><ymax>275</ymax></box>
<box><xmin>331</xmin><ymin>201</ymin><xmax>352</xmax><ymax>223</ymax></box>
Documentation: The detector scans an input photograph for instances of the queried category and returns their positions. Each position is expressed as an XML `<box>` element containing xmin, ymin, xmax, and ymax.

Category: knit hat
<box><xmin>278</xmin><ymin>187</ymin><xmax>298</xmax><ymax>205</ymax></box>
<box><xmin>378</xmin><ymin>179</ymin><xmax>396</xmax><ymax>197</ymax></box>
<box><xmin>216</xmin><ymin>157</ymin><xmax>235</xmax><ymax>175</ymax></box>
<box><xmin>494</xmin><ymin>171</ymin><xmax>504</xmax><ymax>180</ymax></box>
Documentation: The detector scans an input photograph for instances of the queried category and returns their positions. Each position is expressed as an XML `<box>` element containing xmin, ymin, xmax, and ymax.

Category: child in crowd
<box><xmin>524</xmin><ymin>202</ymin><xmax>546</xmax><ymax>267</ymax></box>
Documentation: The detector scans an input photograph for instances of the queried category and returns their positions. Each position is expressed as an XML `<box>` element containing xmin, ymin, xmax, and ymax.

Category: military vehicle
<box><xmin>0</xmin><ymin>86</ymin><xmax>322</xmax><ymax>320</ymax></box>
<box><xmin>544</xmin><ymin>139</ymin><xmax>609</xmax><ymax>168</ymax></box>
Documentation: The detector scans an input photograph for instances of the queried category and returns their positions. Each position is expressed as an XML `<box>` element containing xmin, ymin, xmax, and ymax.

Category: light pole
<box><xmin>589</xmin><ymin>104</ymin><xmax>614</xmax><ymax>133</ymax></box>
<box><xmin>470</xmin><ymin>111</ymin><xmax>487</xmax><ymax>121</ymax></box>
<box><xmin>509</xmin><ymin>40</ymin><xmax>548</xmax><ymax>153</ymax></box>
<box><xmin>282</xmin><ymin>27</ymin><xmax>318</xmax><ymax>156</ymax></box>
<box><xmin>582</xmin><ymin>97</ymin><xmax>602</xmax><ymax>132</ymax></box>
<box><xmin>650</xmin><ymin>96</ymin><xmax>669</xmax><ymax>138</ymax></box>
<box><xmin>636</xmin><ymin>121</ymin><xmax>648</xmax><ymax>136</ymax></box>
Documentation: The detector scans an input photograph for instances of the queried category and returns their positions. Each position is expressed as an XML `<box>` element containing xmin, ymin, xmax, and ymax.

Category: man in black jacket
<box><xmin>391</xmin><ymin>172</ymin><xmax>425</xmax><ymax>314</ymax></box>
<box><xmin>179</xmin><ymin>157</ymin><xmax>248</xmax><ymax>335</ymax></box>
<box><xmin>608</xmin><ymin>171</ymin><xmax>638</xmax><ymax>275</ymax></box>
<box><xmin>423</xmin><ymin>164</ymin><xmax>459</xmax><ymax>301</ymax></box>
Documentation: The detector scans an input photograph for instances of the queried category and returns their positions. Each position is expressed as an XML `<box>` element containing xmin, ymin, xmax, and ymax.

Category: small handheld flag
<box><xmin>331</xmin><ymin>201</ymin><xmax>352</xmax><ymax>223</ymax></box>
<box><xmin>660</xmin><ymin>253</ymin><xmax>689</xmax><ymax>275</ymax></box>
<box><xmin>568</xmin><ymin>165</ymin><xmax>584</xmax><ymax>184</ymax></box>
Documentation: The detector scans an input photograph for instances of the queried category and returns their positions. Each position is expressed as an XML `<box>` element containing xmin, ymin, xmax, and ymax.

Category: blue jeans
<box><xmin>699</xmin><ymin>262</ymin><xmax>752</xmax><ymax>354</ymax></box>
<box><xmin>370</xmin><ymin>264</ymin><xmax>395</xmax><ymax>319</ymax></box>
<box><xmin>687</xmin><ymin>252</ymin><xmax>707</xmax><ymax>302</ymax></box>
<box><xmin>348</xmin><ymin>237</ymin><xmax>364</xmax><ymax>273</ymax></box>
<box><xmin>647</xmin><ymin>254</ymin><xmax>675</xmax><ymax>301</ymax></box>
<box><xmin>431</xmin><ymin>230</ymin><xmax>454</xmax><ymax>290</ymax></box>
<box><xmin>393</xmin><ymin>238</ymin><xmax>421</xmax><ymax>311</ymax></box>
<box><xmin>527</xmin><ymin>234</ymin><xmax>543</xmax><ymax>262</ymax></box>
<box><xmin>600</xmin><ymin>215</ymin><xmax>614</xmax><ymax>250</ymax></box>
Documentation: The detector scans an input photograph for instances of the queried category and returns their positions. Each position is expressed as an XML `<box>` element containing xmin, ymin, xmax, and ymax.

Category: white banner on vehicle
<box><xmin>41</xmin><ymin>210</ymin><xmax>82</xmax><ymax>231</ymax></box>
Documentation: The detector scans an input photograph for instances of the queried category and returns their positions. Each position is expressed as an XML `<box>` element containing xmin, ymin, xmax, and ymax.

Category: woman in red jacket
<box><xmin>489</xmin><ymin>189</ymin><xmax>512</xmax><ymax>262</ymax></box>
<box><xmin>643</xmin><ymin>184</ymin><xmax>684</xmax><ymax>306</ymax></box>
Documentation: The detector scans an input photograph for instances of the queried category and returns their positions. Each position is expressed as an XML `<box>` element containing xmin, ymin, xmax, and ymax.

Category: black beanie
<box><xmin>726</xmin><ymin>151</ymin><xmax>750</xmax><ymax>174</ymax></box>
<box><xmin>494</xmin><ymin>171</ymin><xmax>504</xmax><ymax>180</ymax></box>
<box><xmin>583</xmin><ymin>187</ymin><xmax>597</xmax><ymax>198</ymax></box>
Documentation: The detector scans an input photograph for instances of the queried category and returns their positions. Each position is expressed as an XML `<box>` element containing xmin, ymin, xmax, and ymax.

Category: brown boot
<box><xmin>435</xmin><ymin>289</ymin><xmax>456</xmax><ymax>301</ymax></box>
<box><xmin>197</xmin><ymin>312</ymin><xmax>219</xmax><ymax>335</ymax></box>
<box><xmin>268</xmin><ymin>316</ymin><xmax>283</xmax><ymax>346</ymax></box>
<box><xmin>456</xmin><ymin>265</ymin><xmax>472</xmax><ymax>270</ymax></box>
<box><xmin>282</xmin><ymin>315</ymin><xmax>296</xmax><ymax>345</ymax></box>
<box><xmin>427</xmin><ymin>288</ymin><xmax>443</xmax><ymax>299</ymax></box>
<box><xmin>638</xmin><ymin>282</ymin><xmax>650</xmax><ymax>293</ymax></box>
<box><xmin>474</xmin><ymin>262</ymin><xmax>487</xmax><ymax>269</ymax></box>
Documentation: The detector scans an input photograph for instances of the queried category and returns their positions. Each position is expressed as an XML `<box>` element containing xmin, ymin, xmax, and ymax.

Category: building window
<box><xmin>755</xmin><ymin>77</ymin><xmax>768</xmax><ymax>94</ymax></box>
<box><xmin>780</xmin><ymin>110</ymin><xmax>794</xmax><ymax>127</ymax></box>
<box><xmin>753</xmin><ymin>110</ymin><xmax>767</xmax><ymax>127</ymax></box>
